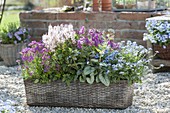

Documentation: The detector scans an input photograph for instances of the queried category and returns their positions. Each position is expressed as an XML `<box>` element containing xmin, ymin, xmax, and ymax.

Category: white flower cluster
<box><xmin>42</xmin><ymin>24</ymin><xmax>76</xmax><ymax>51</ymax></box>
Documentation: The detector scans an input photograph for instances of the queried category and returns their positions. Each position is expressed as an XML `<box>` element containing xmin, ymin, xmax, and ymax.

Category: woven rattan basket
<box><xmin>0</xmin><ymin>45</ymin><xmax>3</xmax><ymax>61</ymax></box>
<box><xmin>24</xmin><ymin>80</ymin><xmax>133</xmax><ymax>109</ymax></box>
<box><xmin>153</xmin><ymin>44</ymin><xmax>170</xmax><ymax>60</ymax></box>
<box><xmin>0</xmin><ymin>43</ymin><xmax>27</xmax><ymax>66</ymax></box>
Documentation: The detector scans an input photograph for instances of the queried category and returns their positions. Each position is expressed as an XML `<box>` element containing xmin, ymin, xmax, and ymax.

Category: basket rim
<box><xmin>24</xmin><ymin>79</ymin><xmax>130</xmax><ymax>86</ymax></box>
<box><xmin>0</xmin><ymin>42</ymin><xmax>27</xmax><ymax>47</ymax></box>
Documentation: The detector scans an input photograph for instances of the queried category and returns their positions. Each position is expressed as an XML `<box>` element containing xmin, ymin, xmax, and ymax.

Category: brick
<box><xmin>86</xmin><ymin>12</ymin><xmax>117</xmax><ymax>21</ymax></box>
<box><xmin>57</xmin><ymin>12</ymin><xmax>86</xmax><ymax>20</ymax></box>
<box><xmin>30</xmin><ymin>37</ymin><xmax>42</xmax><ymax>42</ymax></box>
<box><xmin>114</xmin><ymin>38</ymin><xmax>146</xmax><ymax>47</ymax></box>
<box><xmin>85</xmin><ymin>13</ymin><xmax>98</xmax><ymax>20</ymax></box>
<box><xmin>33</xmin><ymin>29</ymin><xmax>48</xmax><ymax>36</ymax></box>
<box><xmin>95</xmin><ymin>12</ymin><xmax>117</xmax><ymax>21</ymax></box>
<box><xmin>30</xmin><ymin>12</ymin><xmax>56</xmax><ymax>20</ymax></box>
<box><xmin>48</xmin><ymin>21</ymin><xmax>77</xmax><ymax>27</ymax></box>
<box><xmin>19</xmin><ymin>12</ymin><xmax>31</xmax><ymax>20</ymax></box>
<box><xmin>121</xmin><ymin>30</ymin><xmax>145</xmax><ymax>39</ymax></box>
<box><xmin>22</xmin><ymin>21</ymin><xmax>47</xmax><ymax>29</ymax></box>
<box><xmin>115</xmin><ymin>31</ymin><xmax>121</xmax><ymax>38</ymax></box>
<box><xmin>118</xmin><ymin>12</ymin><xmax>151</xmax><ymax>21</ymax></box>
<box><xmin>107</xmin><ymin>21</ymin><xmax>146</xmax><ymax>30</ymax></box>
<box><xmin>77</xmin><ymin>21</ymin><xmax>96</xmax><ymax>29</ymax></box>
<box><xmin>151</xmin><ymin>13</ymin><xmax>163</xmax><ymax>17</ymax></box>
<box><xmin>94</xmin><ymin>21</ymin><xmax>107</xmax><ymax>29</ymax></box>
<box><xmin>138</xmin><ymin>21</ymin><xmax>146</xmax><ymax>30</ymax></box>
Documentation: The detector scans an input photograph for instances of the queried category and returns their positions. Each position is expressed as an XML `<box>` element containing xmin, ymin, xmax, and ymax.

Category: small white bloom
<box><xmin>155</xmin><ymin>51</ymin><xmax>159</xmax><ymax>53</ymax></box>
<box><xmin>160</xmin><ymin>64</ymin><xmax>164</xmax><ymax>67</ymax></box>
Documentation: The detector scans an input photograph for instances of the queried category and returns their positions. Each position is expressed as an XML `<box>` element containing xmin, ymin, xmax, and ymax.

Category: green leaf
<box><xmin>34</xmin><ymin>79</ymin><xmax>39</xmax><ymax>84</ymax></box>
<box><xmin>95</xmin><ymin>48</ymin><xmax>101</xmax><ymax>52</ymax></box>
<box><xmin>99</xmin><ymin>73</ymin><xmax>110</xmax><ymax>86</ymax></box>
<box><xmin>96</xmin><ymin>75</ymin><xmax>100</xmax><ymax>83</ymax></box>
<box><xmin>58</xmin><ymin>54</ymin><xmax>62</xmax><ymax>60</ymax></box>
<box><xmin>57</xmin><ymin>50</ymin><xmax>62</xmax><ymax>54</ymax></box>
<box><xmin>99</xmin><ymin>63</ymin><xmax>107</xmax><ymax>67</ymax></box>
<box><xmin>79</xmin><ymin>76</ymin><xmax>85</xmax><ymax>82</ymax></box>
<box><xmin>77</xmin><ymin>70</ymin><xmax>82</xmax><ymax>76</ymax></box>
<box><xmin>86</xmin><ymin>75</ymin><xmax>94</xmax><ymax>84</ymax></box>
<box><xmin>91</xmin><ymin>59</ymin><xmax>98</xmax><ymax>63</ymax></box>
<box><xmin>83</xmin><ymin>66</ymin><xmax>95</xmax><ymax>76</ymax></box>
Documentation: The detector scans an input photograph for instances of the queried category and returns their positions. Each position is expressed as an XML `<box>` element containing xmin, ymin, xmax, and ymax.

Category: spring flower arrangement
<box><xmin>0</xmin><ymin>22</ymin><xmax>31</xmax><ymax>44</ymax></box>
<box><xmin>143</xmin><ymin>19</ymin><xmax>170</xmax><ymax>47</ymax></box>
<box><xmin>20</xmin><ymin>24</ymin><xmax>152</xmax><ymax>86</ymax></box>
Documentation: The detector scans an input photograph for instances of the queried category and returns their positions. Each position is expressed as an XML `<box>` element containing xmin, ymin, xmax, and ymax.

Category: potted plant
<box><xmin>20</xmin><ymin>24</ymin><xmax>152</xmax><ymax>108</ymax></box>
<box><xmin>0</xmin><ymin>22</ymin><xmax>31</xmax><ymax>66</ymax></box>
<box><xmin>143</xmin><ymin>17</ymin><xmax>170</xmax><ymax>60</ymax></box>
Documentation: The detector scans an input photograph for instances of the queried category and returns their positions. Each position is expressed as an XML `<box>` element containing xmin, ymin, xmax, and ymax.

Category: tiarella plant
<box><xmin>0</xmin><ymin>22</ymin><xmax>31</xmax><ymax>44</ymax></box>
<box><xmin>42</xmin><ymin>24</ymin><xmax>78</xmax><ymax>84</ymax></box>
<box><xmin>143</xmin><ymin>19</ymin><xmax>170</xmax><ymax>47</ymax></box>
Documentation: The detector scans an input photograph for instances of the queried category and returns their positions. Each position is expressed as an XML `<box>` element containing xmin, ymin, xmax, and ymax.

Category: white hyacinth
<box><xmin>42</xmin><ymin>24</ymin><xmax>76</xmax><ymax>51</ymax></box>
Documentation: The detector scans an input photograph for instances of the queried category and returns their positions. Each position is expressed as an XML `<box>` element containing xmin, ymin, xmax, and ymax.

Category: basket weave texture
<box><xmin>153</xmin><ymin>44</ymin><xmax>170</xmax><ymax>60</ymax></box>
<box><xmin>24</xmin><ymin>80</ymin><xmax>133</xmax><ymax>109</ymax></box>
<box><xmin>0</xmin><ymin>43</ymin><xmax>27</xmax><ymax>66</ymax></box>
<box><xmin>0</xmin><ymin>46</ymin><xmax>3</xmax><ymax>61</ymax></box>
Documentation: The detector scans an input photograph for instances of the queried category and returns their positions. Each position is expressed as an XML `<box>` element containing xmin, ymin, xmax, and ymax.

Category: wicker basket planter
<box><xmin>24</xmin><ymin>80</ymin><xmax>134</xmax><ymax>109</ymax></box>
<box><xmin>153</xmin><ymin>44</ymin><xmax>170</xmax><ymax>60</ymax></box>
<box><xmin>0</xmin><ymin>43</ymin><xmax>27</xmax><ymax>66</ymax></box>
<box><xmin>0</xmin><ymin>45</ymin><xmax>3</xmax><ymax>61</ymax></box>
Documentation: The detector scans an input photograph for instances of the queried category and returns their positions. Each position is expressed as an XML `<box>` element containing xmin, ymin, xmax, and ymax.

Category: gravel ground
<box><xmin>0</xmin><ymin>64</ymin><xmax>170</xmax><ymax>113</ymax></box>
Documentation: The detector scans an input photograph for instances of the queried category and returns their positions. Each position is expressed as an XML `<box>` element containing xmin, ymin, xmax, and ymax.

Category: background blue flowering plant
<box><xmin>0</xmin><ymin>22</ymin><xmax>31</xmax><ymax>44</ymax></box>
<box><xmin>143</xmin><ymin>19</ymin><xmax>170</xmax><ymax>47</ymax></box>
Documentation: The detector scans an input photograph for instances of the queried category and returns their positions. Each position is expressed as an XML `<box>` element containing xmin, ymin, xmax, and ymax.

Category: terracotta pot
<box><xmin>93</xmin><ymin>0</ymin><xmax>99</xmax><ymax>11</ymax></box>
<box><xmin>102</xmin><ymin>0</ymin><xmax>112</xmax><ymax>11</ymax></box>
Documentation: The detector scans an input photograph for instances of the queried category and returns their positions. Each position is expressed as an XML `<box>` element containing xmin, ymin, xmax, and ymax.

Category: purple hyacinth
<box><xmin>77</xmin><ymin>40</ymin><xmax>82</xmax><ymax>49</ymax></box>
<box><xmin>44</xmin><ymin>65</ymin><xmax>50</xmax><ymax>73</ymax></box>
<box><xmin>78</xmin><ymin>26</ymin><xmax>85</xmax><ymax>34</ymax></box>
<box><xmin>107</xmin><ymin>41</ymin><xmax>119</xmax><ymax>49</ymax></box>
